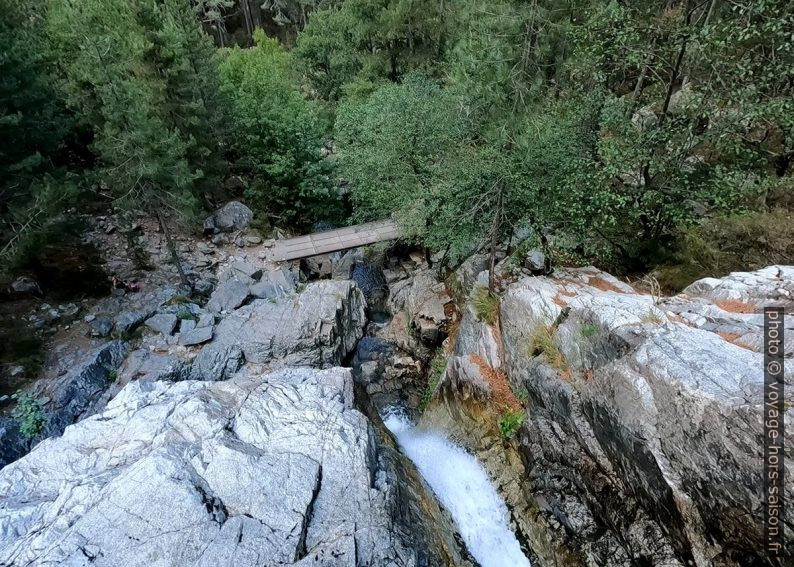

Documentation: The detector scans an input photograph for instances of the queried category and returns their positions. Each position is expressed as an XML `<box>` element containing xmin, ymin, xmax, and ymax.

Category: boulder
<box><xmin>38</xmin><ymin>340</ymin><xmax>129</xmax><ymax>445</ymax></box>
<box><xmin>196</xmin><ymin>312</ymin><xmax>215</xmax><ymax>328</ymax></box>
<box><xmin>455</xmin><ymin>253</ymin><xmax>489</xmax><ymax>294</ymax></box>
<box><xmin>179</xmin><ymin>326</ymin><xmax>213</xmax><ymax>347</ymax></box>
<box><xmin>250</xmin><ymin>266</ymin><xmax>296</xmax><ymax>300</ymax></box>
<box><xmin>144</xmin><ymin>313</ymin><xmax>178</xmax><ymax>335</ymax></box>
<box><xmin>0</xmin><ymin>368</ymin><xmax>467</xmax><ymax>566</ymax></box>
<box><xmin>249</xmin><ymin>280</ymin><xmax>282</xmax><ymax>300</ymax></box>
<box><xmin>213</xmin><ymin>280</ymin><xmax>366</xmax><ymax>367</ymax></box>
<box><xmin>230</xmin><ymin>260</ymin><xmax>262</xmax><ymax>281</ymax></box>
<box><xmin>206</xmin><ymin>277</ymin><xmax>250</xmax><ymax>313</ymax></box>
<box><xmin>9</xmin><ymin>276</ymin><xmax>41</xmax><ymax>296</ymax></box>
<box><xmin>333</xmin><ymin>249</ymin><xmax>363</xmax><ymax>280</ymax></box>
<box><xmin>114</xmin><ymin>308</ymin><xmax>153</xmax><ymax>335</ymax></box>
<box><xmin>302</xmin><ymin>254</ymin><xmax>334</xmax><ymax>279</ymax></box>
<box><xmin>523</xmin><ymin>248</ymin><xmax>546</xmax><ymax>273</ymax></box>
<box><xmin>88</xmin><ymin>316</ymin><xmax>113</xmax><ymax>338</ymax></box>
<box><xmin>389</xmin><ymin>268</ymin><xmax>452</xmax><ymax>345</ymax></box>
<box><xmin>204</xmin><ymin>201</ymin><xmax>253</xmax><ymax>234</ymax></box>
<box><xmin>189</xmin><ymin>343</ymin><xmax>244</xmax><ymax>381</ymax></box>
<box><xmin>179</xmin><ymin>318</ymin><xmax>196</xmax><ymax>333</ymax></box>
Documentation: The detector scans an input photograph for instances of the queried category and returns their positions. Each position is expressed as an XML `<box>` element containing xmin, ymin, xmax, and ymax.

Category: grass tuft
<box><xmin>529</xmin><ymin>323</ymin><xmax>568</xmax><ymax>371</ymax></box>
<box><xmin>472</xmin><ymin>287</ymin><xmax>500</xmax><ymax>325</ymax></box>
<box><xmin>641</xmin><ymin>310</ymin><xmax>663</xmax><ymax>324</ymax></box>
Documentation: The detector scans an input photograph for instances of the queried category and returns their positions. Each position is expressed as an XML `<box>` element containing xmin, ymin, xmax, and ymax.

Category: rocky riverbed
<box><xmin>0</xmin><ymin>204</ymin><xmax>792</xmax><ymax>566</ymax></box>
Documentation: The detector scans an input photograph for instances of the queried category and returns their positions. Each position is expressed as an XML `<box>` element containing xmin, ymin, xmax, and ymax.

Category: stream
<box><xmin>382</xmin><ymin>407</ymin><xmax>531</xmax><ymax>567</ymax></box>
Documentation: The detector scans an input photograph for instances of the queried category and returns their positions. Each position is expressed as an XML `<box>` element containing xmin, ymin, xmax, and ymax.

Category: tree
<box><xmin>336</xmin><ymin>72</ymin><xmax>550</xmax><ymax>282</ymax></box>
<box><xmin>219</xmin><ymin>30</ymin><xmax>341</xmax><ymax>228</ymax></box>
<box><xmin>295</xmin><ymin>0</ymin><xmax>448</xmax><ymax>101</ymax></box>
<box><xmin>335</xmin><ymin>74</ymin><xmax>463</xmax><ymax>245</ymax></box>
<box><xmin>0</xmin><ymin>0</ymin><xmax>76</xmax><ymax>271</ymax></box>
<box><xmin>47</xmin><ymin>0</ymin><xmax>227</xmax><ymax>286</ymax></box>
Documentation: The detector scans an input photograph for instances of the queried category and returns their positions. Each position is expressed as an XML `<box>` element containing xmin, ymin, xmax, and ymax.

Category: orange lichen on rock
<box><xmin>713</xmin><ymin>299</ymin><xmax>756</xmax><ymax>314</ymax></box>
<box><xmin>717</xmin><ymin>331</ymin><xmax>754</xmax><ymax>350</ymax></box>
<box><xmin>667</xmin><ymin>313</ymin><xmax>693</xmax><ymax>326</ymax></box>
<box><xmin>469</xmin><ymin>354</ymin><xmax>521</xmax><ymax>412</ymax></box>
<box><xmin>587</xmin><ymin>276</ymin><xmax>624</xmax><ymax>293</ymax></box>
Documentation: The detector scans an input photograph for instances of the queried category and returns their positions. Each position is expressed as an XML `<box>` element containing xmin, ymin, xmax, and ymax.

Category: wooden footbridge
<box><xmin>269</xmin><ymin>220</ymin><xmax>401</xmax><ymax>262</ymax></box>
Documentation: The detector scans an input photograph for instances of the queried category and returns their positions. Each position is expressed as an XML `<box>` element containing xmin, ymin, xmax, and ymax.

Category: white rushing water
<box><xmin>382</xmin><ymin>408</ymin><xmax>531</xmax><ymax>567</ymax></box>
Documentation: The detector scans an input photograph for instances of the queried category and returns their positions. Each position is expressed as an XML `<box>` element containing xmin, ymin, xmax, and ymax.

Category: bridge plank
<box><xmin>269</xmin><ymin>220</ymin><xmax>400</xmax><ymax>262</ymax></box>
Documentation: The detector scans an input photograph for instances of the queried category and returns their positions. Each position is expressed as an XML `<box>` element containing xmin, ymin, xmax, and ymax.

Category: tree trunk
<box><xmin>626</xmin><ymin>39</ymin><xmax>656</xmax><ymax>119</ymax></box>
<box><xmin>241</xmin><ymin>0</ymin><xmax>253</xmax><ymax>39</ymax></box>
<box><xmin>157</xmin><ymin>211</ymin><xmax>191</xmax><ymax>292</ymax></box>
<box><xmin>487</xmin><ymin>189</ymin><xmax>503</xmax><ymax>292</ymax></box>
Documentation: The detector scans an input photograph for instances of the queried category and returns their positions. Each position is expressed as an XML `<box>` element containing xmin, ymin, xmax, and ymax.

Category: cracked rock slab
<box><xmin>0</xmin><ymin>368</ymin><xmax>423</xmax><ymax>566</ymax></box>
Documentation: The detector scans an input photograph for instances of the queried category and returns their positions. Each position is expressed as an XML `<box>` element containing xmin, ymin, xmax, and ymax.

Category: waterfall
<box><xmin>383</xmin><ymin>408</ymin><xmax>531</xmax><ymax>567</ymax></box>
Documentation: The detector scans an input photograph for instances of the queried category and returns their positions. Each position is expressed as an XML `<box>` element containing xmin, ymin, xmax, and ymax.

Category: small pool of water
<box><xmin>382</xmin><ymin>407</ymin><xmax>531</xmax><ymax>567</ymax></box>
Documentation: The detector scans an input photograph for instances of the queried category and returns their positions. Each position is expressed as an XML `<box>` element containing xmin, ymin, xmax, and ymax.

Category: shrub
<box><xmin>11</xmin><ymin>392</ymin><xmax>46</xmax><ymax>438</ymax></box>
<box><xmin>420</xmin><ymin>349</ymin><xmax>447</xmax><ymax>411</ymax></box>
<box><xmin>654</xmin><ymin>209</ymin><xmax>794</xmax><ymax>291</ymax></box>
<box><xmin>515</xmin><ymin>387</ymin><xmax>529</xmax><ymax>405</ymax></box>
<box><xmin>472</xmin><ymin>287</ymin><xmax>500</xmax><ymax>325</ymax></box>
<box><xmin>219</xmin><ymin>31</ymin><xmax>343</xmax><ymax>229</ymax></box>
<box><xmin>498</xmin><ymin>410</ymin><xmax>525</xmax><ymax>439</ymax></box>
<box><xmin>580</xmin><ymin>323</ymin><xmax>599</xmax><ymax>338</ymax></box>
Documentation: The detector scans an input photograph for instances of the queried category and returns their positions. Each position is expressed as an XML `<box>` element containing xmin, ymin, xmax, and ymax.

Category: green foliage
<box><xmin>3</xmin><ymin>0</ymin><xmax>792</xmax><ymax>289</ymax></box>
<box><xmin>498</xmin><ymin>410</ymin><xmax>525</xmax><ymax>439</ymax></box>
<box><xmin>11</xmin><ymin>392</ymin><xmax>46</xmax><ymax>439</ymax></box>
<box><xmin>580</xmin><ymin>324</ymin><xmax>599</xmax><ymax>339</ymax></box>
<box><xmin>471</xmin><ymin>287</ymin><xmax>499</xmax><ymax>326</ymax></box>
<box><xmin>295</xmin><ymin>0</ymin><xmax>448</xmax><ymax>101</ymax></box>
<box><xmin>219</xmin><ymin>30</ymin><xmax>342</xmax><ymax>228</ymax></box>
<box><xmin>419</xmin><ymin>348</ymin><xmax>447</xmax><ymax>411</ymax></box>
<box><xmin>0</xmin><ymin>0</ymin><xmax>78</xmax><ymax>272</ymax></box>
<box><xmin>655</xmin><ymin>209</ymin><xmax>794</xmax><ymax>291</ymax></box>
<box><xmin>336</xmin><ymin>74</ymin><xmax>465</xmax><ymax>242</ymax></box>
<box><xmin>47</xmin><ymin>0</ymin><xmax>226</xmax><ymax>218</ymax></box>
<box><xmin>515</xmin><ymin>387</ymin><xmax>529</xmax><ymax>405</ymax></box>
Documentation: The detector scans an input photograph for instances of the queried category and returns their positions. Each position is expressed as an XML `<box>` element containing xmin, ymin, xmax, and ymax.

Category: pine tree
<box><xmin>47</xmin><ymin>0</ymin><xmax>227</xmax><ymax>287</ymax></box>
<box><xmin>0</xmin><ymin>0</ymin><xmax>76</xmax><ymax>270</ymax></box>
